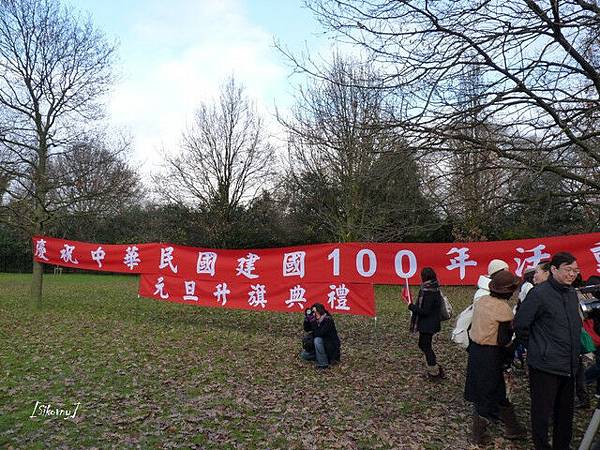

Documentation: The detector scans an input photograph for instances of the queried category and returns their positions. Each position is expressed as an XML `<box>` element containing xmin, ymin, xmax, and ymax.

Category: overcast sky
<box><xmin>70</xmin><ymin>0</ymin><xmax>328</xmax><ymax>173</ymax></box>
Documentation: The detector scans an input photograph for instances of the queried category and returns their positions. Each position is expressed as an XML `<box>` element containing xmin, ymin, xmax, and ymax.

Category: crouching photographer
<box><xmin>299</xmin><ymin>303</ymin><xmax>341</xmax><ymax>370</ymax></box>
<box><xmin>300</xmin><ymin>307</ymin><xmax>316</xmax><ymax>356</ymax></box>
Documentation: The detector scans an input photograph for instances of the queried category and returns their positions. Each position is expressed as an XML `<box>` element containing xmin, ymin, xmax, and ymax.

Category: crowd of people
<box><xmin>298</xmin><ymin>250</ymin><xmax>600</xmax><ymax>449</ymax></box>
<box><xmin>411</xmin><ymin>252</ymin><xmax>597</xmax><ymax>449</ymax></box>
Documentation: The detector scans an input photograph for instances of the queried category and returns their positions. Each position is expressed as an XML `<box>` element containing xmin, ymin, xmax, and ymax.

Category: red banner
<box><xmin>33</xmin><ymin>233</ymin><xmax>600</xmax><ymax>285</ymax></box>
<box><xmin>139</xmin><ymin>275</ymin><xmax>376</xmax><ymax>316</ymax></box>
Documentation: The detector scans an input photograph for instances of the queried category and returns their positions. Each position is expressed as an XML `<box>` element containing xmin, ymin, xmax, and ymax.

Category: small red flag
<box><xmin>401</xmin><ymin>280</ymin><xmax>412</xmax><ymax>304</ymax></box>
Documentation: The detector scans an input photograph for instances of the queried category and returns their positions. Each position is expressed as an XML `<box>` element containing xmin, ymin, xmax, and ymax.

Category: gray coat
<box><xmin>514</xmin><ymin>276</ymin><xmax>581</xmax><ymax>377</ymax></box>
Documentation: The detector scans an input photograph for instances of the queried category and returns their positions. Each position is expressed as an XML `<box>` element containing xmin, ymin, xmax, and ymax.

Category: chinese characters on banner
<box><xmin>32</xmin><ymin>232</ymin><xmax>600</xmax><ymax>317</ymax></box>
<box><xmin>138</xmin><ymin>275</ymin><xmax>376</xmax><ymax>316</ymax></box>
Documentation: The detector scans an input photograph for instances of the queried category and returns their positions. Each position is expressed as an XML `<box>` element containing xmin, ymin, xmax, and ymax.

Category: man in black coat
<box><xmin>514</xmin><ymin>252</ymin><xmax>582</xmax><ymax>450</ymax></box>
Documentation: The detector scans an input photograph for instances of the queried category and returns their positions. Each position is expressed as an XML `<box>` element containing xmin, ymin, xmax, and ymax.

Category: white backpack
<box><xmin>451</xmin><ymin>303</ymin><xmax>474</xmax><ymax>349</ymax></box>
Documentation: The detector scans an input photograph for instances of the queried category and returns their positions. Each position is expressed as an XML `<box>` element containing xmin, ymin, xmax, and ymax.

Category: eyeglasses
<box><xmin>558</xmin><ymin>266</ymin><xmax>580</xmax><ymax>275</ymax></box>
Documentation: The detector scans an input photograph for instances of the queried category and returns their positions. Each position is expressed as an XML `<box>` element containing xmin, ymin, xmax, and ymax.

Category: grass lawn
<box><xmin>0</xmin><ymin>273</ymin><xmax>595</xmax><ymax>449</ymax></box>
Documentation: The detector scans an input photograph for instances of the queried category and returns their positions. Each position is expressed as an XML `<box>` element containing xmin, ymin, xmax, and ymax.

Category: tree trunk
<box><xmin>31</xmin><ymin>259</ymin><xmax>43</xmax><ymax>307</ymax></box>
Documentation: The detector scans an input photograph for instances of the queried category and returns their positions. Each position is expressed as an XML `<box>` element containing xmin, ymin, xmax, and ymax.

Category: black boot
<box><xmin>438</xmin><ymin>365</ymin><xmax>446</xmax><ymax>379</ymax></box>
<box><xmin>498</xmin><ymin>404</ymin><xmax>526</xmax><ymax>440</ymax></box>
<box><xmin>426</xmin><ymin>364</ymin><xmax>443</xmax><ymax>382</ymax></box>
<box><xmin>470</xmin><ymin>415</ymin><xmax>490</xmax><ymax>445</ymax></box>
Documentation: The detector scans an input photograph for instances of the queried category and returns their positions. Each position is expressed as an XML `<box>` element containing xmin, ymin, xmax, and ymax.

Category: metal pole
<box><xmin>579</xmin><ymin>404</ymin><xmax>600</xmax><ymax>450</ymax></box>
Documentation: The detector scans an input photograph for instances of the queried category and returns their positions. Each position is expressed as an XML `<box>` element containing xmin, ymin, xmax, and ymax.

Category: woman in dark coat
<box><xmin>408</xmin><ymin>267</ymin><xmax>444</xmax><ymax>380</ymax></box>
<box><xmin>464</xmin><ymin>270</ymin><xmax>526</xmax><ymax>445</ymax></box>
<box><xmin>300</xmin><ymin>303</ymin><xmax>340</xmax><ymax>369</ymax></box>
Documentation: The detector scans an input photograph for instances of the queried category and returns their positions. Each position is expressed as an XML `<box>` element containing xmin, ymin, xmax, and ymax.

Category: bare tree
<box><xmin>157</xmin><ymin>76</ymin><xmax>275</xmax><ymax>224</ymax></box>
<box><xmin>279</xmin><ymin>56</ymin><xmax>436</xmax><ymax>242</ymax></box>
<box><xmin>47</xmin><ymin>136</ymin><xmax>143</xmax><ymax>216</ymax></box>
<box><xmin>304</xmin><ymin>0</ymin><xmax>600</xmax><ymax>207</ymax></box>
<box><xmin>419</xmin><ymin>63</ymin><xmax>514</xmax><ymax>240</ymax></box>
<box><xmin>3</xmin><ymin>133</ymin><xmax>144</xmax><ymax>250</ymax></box>
<box><xmin>0</xmin><ymin>0</ymin><xmax>118</xmax><ymax>304</ymax></box>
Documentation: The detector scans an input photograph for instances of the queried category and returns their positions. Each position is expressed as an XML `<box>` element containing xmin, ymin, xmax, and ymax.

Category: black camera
<box><xmin>578</xmin><ymin>284</ymin><xmax>600</xmax><ymax>318</ymax></box>
<box><xmin>581</xmin><ymin>299</ymin><xmax>600</xmax><ymax>318</ymax></box>
<box><xmin>579</xmin><ymin>284</ymin><xmax>600</xmax><ymax>296</ymax></box>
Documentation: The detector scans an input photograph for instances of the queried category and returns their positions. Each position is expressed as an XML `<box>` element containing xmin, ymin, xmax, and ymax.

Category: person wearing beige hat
<box><xmin>464</xmin><ymin>269</ymin><xmax>527</xmax><ymax>445</ymax></box>
<box><xmin>473</xmin><ymin>259</ymin><xmax>510</xmax><ymax>302</ymax></box>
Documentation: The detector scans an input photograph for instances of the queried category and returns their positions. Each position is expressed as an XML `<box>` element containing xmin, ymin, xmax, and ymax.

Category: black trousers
<box><xmin>529</xmin><ymin>366</ymin><xmax>575</xmax><ymax>450</ymax></box>
<box><xmin>465</xmin><ymin>343</ymin><xmax>510</xmax><ymax>420</ymax></box>
<box><xmin>418</xmin><ymin>332</ymin><xmax>437</xmax><ymax>366</ymax></box>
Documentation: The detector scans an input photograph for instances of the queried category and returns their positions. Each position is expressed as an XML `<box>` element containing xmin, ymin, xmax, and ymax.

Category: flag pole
<box><xmin>404</xmin><ymin>277</ymin><xmax>413</xmax><ymax>327</ymax></box>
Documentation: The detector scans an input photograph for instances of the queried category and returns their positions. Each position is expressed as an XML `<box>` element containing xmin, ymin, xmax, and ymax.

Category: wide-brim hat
<box><xmin>489</xmin><ymin>270</ymin><xmax>521</xmax><ymax>295</ymax></box>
